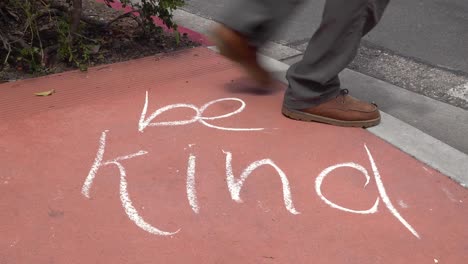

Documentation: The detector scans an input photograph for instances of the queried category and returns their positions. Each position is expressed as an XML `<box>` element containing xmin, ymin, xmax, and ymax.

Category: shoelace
<box><xmin>337</xmin><ymin>88</ymin><xmax>379</xmax><ymax>107</ymax></box>
<box><xmin>337</xmin><ymin>89</ymin><xmax>349</xmax><ymax>103</ymax></box>
<box><xmin>339</xmin><ymin>89</ymin><xmax>350</xmax><ymax>95</ymax></box>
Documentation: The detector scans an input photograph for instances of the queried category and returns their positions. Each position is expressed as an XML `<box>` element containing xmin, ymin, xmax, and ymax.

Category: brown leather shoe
<box><xmin>210</xmin><ymin>25</ymin><xmax>272</xmax><ymax>86</ymax></box>
<box><xmin>282</xmin><ymin>89</ymin><xmax>381</xmax><ymax>128</ymax></box>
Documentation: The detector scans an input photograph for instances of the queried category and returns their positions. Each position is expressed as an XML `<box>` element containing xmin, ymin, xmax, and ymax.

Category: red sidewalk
<box><xmin>0</xmin><ymin>47</ymin><xmax>466</xmax><ymax>263</ymax></box>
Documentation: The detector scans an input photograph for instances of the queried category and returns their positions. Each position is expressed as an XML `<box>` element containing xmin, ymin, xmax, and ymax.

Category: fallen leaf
<box><xmin>34</xmin><ymin>89</ymin><xmax>55</xmax><ymax>96</ymax></box>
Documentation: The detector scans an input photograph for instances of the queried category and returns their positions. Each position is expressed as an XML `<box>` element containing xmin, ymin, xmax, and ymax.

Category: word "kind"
<box><xmin>82</xmin><ymin>130</ymin><xmax>420</xmax><ymax>239</ymax></box>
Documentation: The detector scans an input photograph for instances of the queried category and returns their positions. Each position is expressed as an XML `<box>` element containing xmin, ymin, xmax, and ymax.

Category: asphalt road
<box><xmin>183</xmin><ymin>0</ymin><xmax>468</xmax><ymax>74</ymax></box>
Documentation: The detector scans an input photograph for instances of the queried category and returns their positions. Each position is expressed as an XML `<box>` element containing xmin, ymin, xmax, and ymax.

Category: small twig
<box><xmin>72</xmin><ymin>32</ymin><xmax>98</xmax><ymax>43</ymax></box>
<box><xmin>3</xmin><ymin>42</ymin><xmax>11</xmax><ymax>65</ymax></box>
<box><xmin>35</xmin><ymin>24</ymin><xmax>45</xmax><ymax>65</ymax></box>
<box><xmin>106</xmin><ymin>10</ymin><xmax>139</xmax><ymax>27</ymax></box>
<box><xmin>8</xmin><ymin>34</ymin><xmax>29</xmax><ymax>49</ymax></box>
<box><xmin>4</xmin><ymin>48</ymin><xmax>11</xmax><ymax>64</ymax></box>
<box><xmin>39</xmin><ymin>0</ymin><xmax>49</xmax><ymax>7</ymax></box>
<box><xmin>0</xmin><ymin>32</ymin><xmax>12</xmax><ymax>64</ymax></box>
<box><xmin>33</xmin><ymin>8</ymin><xmax>64</xmax><ymax>21</ymax></box>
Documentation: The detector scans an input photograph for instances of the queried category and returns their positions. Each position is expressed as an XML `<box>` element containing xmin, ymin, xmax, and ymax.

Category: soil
<box><xmin>0</xmin><ymin>0</ymin><xmax>200</xmax><ymax>83</ymax></box>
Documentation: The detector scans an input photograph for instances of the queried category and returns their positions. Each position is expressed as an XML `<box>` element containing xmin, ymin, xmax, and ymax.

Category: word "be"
<box><xmin>139</xmin><ymin>91</ymin><xmax>264</xmax><ymax>132</ymax></box>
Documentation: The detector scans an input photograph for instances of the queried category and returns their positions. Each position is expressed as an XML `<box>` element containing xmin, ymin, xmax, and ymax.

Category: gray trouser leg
<box><xmin>217</xmin><ymin>0</ymin><xmax>305</xmax><ymax>47</ymax></box>
<box><xmin>284</xmin><ymin>0</ymin><xmax>390</xmax><ymax>109</ymax></box>
<box><xmin>218</xmin><ymin>0</ymin><xmax>389</xmax><ymax>108</ymax></box>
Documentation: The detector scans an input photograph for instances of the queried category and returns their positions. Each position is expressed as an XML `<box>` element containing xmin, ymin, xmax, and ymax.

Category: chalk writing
<box><xmin>223</xmin><ymin>150</ymin><xmax>300</xmax><ymax>215</ymax></box>
<box><xmin>365</xmin><ymin>145</ymin><xmax>420</xmax><ymax>238</ymax></box>
<box><xmin>139</xmin><ymin>91</ymin><xmax>264</xmax><ymax>132</ymax></box>
<box><xmin>82</xmin><ymin>92</ymin><xmax>420</xmax><ymax>239</ymax></box>
<box><xmin>316</xmin><ymin>145</ymin><xmax>420</xmax><ymax>238</ymax></box>
<box><xmin>315</xmin><ymin>162</ymin><xmax>379</xmax><ymax>214</ymax></box>
<box><xmin>82</xmin><ymin>130</ymin><xmax>180</xmax><ymax>236</ymax></box>
<box><xmin>186</xmin><ymin>152</ymin><xmax>199</xmax><ymax>214</ymax></box>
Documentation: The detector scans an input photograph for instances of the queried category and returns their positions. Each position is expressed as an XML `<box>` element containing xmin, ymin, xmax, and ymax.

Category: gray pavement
<box><xmin>184</xmin><ymin>0</ymin><xmax>468</xmax><ymax>73</ymax></box>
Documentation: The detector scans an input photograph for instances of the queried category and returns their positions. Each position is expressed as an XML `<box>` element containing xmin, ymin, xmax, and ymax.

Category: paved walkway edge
<box><xmin>368</xmin><ymin>112</ymin><xmax>468</xmax><ymax>188</ymax></box>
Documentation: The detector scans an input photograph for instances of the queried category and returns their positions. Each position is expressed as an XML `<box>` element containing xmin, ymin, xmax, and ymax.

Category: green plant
<box><xmin>57</xmin><ymin>17</ymin><xmax>93</xmax><ymax>70</ymax></box>
<box><xmin>1</xmin><ymin>0</ymin><xmax>46</xmax><ymax>72</ymax></box>
<box><xmin>1</xmin><ymin>0</ymin><xmax>187</xmax><ymax>76</ymax></box>
<box><xmin>106</xmin><ymin>0</ymin><xmax>185</xmax><ymax>35</ymax></box>
<box><xmin>18</xmin><ymin>46</ymin><xmax>42</xmax><ymax>72</ymax></box>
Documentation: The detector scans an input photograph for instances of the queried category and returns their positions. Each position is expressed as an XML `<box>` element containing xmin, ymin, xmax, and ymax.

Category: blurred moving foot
<box><xmin>211</xmin><ymin>25</ymin><xmax>272</xmax><ymax>86</ymax></box>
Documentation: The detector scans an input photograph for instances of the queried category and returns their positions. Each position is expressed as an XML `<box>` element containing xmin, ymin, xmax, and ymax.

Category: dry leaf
<box><xmin>34</xmin><ymin>89</ymin><xmax>55</xmax><ymax>96</ymax></box>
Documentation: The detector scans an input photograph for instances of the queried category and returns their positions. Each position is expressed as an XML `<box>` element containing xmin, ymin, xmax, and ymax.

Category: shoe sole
<box><xmin>282</xmin><ymin>106</ymin><xmax>381</xmax><ymax>128</ymax></box>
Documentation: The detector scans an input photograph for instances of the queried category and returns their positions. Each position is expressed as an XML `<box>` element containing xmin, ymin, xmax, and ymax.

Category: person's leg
<box><xmin>211</xmin><ymin>0</ymin><xmax>304</xmax><ymax>85</ymax></box>
<box><xmin>282</xmin><ymin>0</ymin><xmax>390</xmax><ymax>127</ymax></box>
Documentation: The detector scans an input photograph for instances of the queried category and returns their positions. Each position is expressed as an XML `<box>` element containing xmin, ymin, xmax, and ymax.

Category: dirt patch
<box><xmin>0</xmin><ymin>0</ymin><xmax>200</xmax><ymax>82</ymax></box>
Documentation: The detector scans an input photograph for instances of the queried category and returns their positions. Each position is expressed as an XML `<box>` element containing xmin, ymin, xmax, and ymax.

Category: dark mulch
<box><xmin>0</xmin><ymin>0</ymin><xmax>200</xmax><ymax>83</ymax></box>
